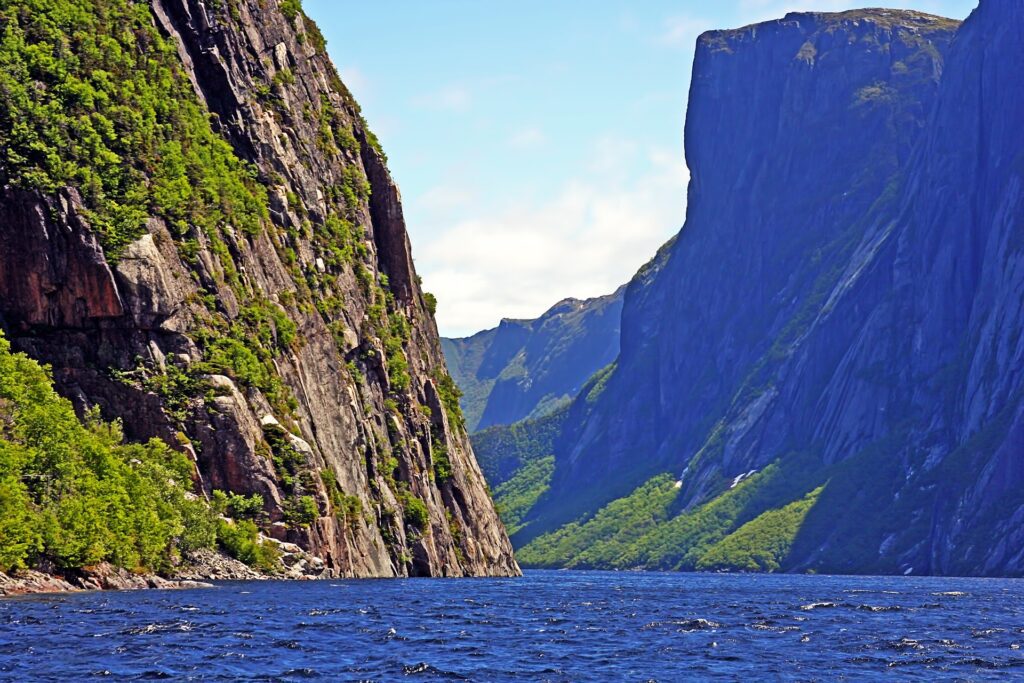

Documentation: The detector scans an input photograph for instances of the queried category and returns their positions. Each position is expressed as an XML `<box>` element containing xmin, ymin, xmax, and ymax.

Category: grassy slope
<box><xmin>515</xmin><ymin>452</ymin><xmax>848</xmax><ymax>572</ymax></box>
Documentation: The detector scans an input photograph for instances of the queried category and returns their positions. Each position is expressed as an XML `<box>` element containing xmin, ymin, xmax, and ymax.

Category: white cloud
<box><xmin>507</xmin><ymin>127</ymin><xmax>546</xmax><ymax>150</ymax></box>
<box><xmin>416</xmin><ymin>140</ymin><xmax>689</xmax><ymax>337</ymax></box>
<box><xmin>411</xmin><ymin>85</ymin><xmax>472</xmax><ymax>112</ymax></box>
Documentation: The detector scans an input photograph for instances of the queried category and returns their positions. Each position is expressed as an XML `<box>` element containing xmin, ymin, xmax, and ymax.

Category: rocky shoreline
<box><xmin>1</xmin><ymin>541</ymin><xmax>338</xmax><ymax>598</ymax></box>
<box><xmin>0</xmin><ymin>563</ymin><xmax>214</xmax><ymax>598</ymax></box>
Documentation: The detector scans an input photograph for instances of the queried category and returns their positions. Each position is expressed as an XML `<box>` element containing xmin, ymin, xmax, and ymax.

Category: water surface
<box><xmin>2</xmin><ymin>570</ymin><xmax>1022</xmax><ymax>680</ymax></box>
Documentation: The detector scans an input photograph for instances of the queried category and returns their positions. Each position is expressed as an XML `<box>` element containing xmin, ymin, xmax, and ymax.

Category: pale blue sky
<box><xmin>303</xmin><ymin>0</ymin><xmax>977</xmax><ymax>337</ymax></box>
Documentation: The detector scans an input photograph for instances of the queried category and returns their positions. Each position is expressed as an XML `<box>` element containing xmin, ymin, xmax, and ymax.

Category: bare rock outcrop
<box><xmin>0</xmin><ymin>0</ymin><xmax>517</xmax><ymax>578</ymax></box>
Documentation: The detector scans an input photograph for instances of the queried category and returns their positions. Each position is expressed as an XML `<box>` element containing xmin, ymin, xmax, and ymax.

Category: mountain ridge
<box><xmin>442</xmin><ymin>286</ymin><xmax>624</xmax><ymax>431</ymax></box>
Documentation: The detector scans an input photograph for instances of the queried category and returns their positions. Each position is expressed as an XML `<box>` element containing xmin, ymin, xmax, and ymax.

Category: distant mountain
<box><xmin>488</xmin><ymin>4</ymin><xmax>1024</xmax><ymax>577</ymax></box>
<box><xmin>442</xmin><ymin>288</ymin><xmax>624</xmax><ymax>431</ymax></box>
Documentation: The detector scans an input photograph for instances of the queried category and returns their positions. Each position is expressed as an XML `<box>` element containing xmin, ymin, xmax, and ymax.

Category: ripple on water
<box><xmin>1</xmin><ymin>572</ymin><xmax>1022</xmax><ymax>681</ymax></box>
<box><xmin>402</xmin><ymin>662</ymin><xmax>469</xmax><ymax>678</ymax></box>
<box><xmin>121</xmin><ymin>621</ymin><xmax>193</xmax><ymax>636</ymax></box>
<box><xmin>857</xmin><ymin>604</ymin><xmax>902</xmax><ymax>612</ymax></box>
<box><xmin>800</xmin><ymin>601</ymin><xmax>842</xmax><ymax>611</ymax></box>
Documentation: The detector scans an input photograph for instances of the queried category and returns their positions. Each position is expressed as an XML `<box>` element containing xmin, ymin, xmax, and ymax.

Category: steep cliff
<box><xmin>0</xmin><ymin>0</ymin><xmax>517</xmax><ymax>578</ymax></box>
<box><xmin>523</xmin><ymin>1</ymin><xmax>1024</xmax><ymax>576</ymax></box>
<box><xmin>442</xmin><ymin>287</ymin><xmax>623</xmax><ymax>431</ymax></box>
<box><xmin>515</xmin><ymin>9</ymin><xmax>960</xmax><ymax>543</ymax></box>
<box><xmin>511</xmin><ymin>4</ymin><xmax>1023</xmax><ymax>576</ymax></box>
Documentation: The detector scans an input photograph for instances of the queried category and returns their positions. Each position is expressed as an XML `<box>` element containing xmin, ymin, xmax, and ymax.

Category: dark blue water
<box><xmin>1</xmin><ymin>571</ymin><xmax>1023</xmax><ymax>681</ymax></box>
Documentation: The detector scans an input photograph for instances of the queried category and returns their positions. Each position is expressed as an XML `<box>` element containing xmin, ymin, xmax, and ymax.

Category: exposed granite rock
<box><xmin>512</xmin><ymin>3</ymin><xmax>1024</xmax><ymax>577</ymax></box>
<box><xmin>0</xmin><ymin>564</ymin><xmax>212</xmax><ymax>598</ymax></box>
<box><xmin>520</xmin><ymin>9</ymin><xmax>960</xmax><ymax>539</ymax></box>
<box><xmin>173</xmin><ymin>550</ymin><xmax>268</xmax><ymax>582</ymax></box>
<box><xmin>0</xmin><ymin>571</ymin><xmax>77</xmax><ymax>597</ymax></box>
<box><xmin>0</xmin><ymin>0</ymin><xmax>517</xmax><ymax>578</ymax></box>
<box><xmin>0</xmin><ymin>187</ymin><xmax>124</xmax><ymax>328</ymax></box>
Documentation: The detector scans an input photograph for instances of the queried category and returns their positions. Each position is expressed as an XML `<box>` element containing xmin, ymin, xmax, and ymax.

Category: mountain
<box><xmin>517</xmin><ymin>7</ymin><xmax>961</xmax><ymax>542</ymax></box>
<box><xmin>442</xmin><ymin>287</ymin><xmax>624</xmax><ymax>431</ymax></box>
<box><xmin>0</xmin><ymin>0</ymin><xmax>516</xmax><ymax>578</ymax></box>
<box><xmin>499</xmin><ymin>4</ymin><xmax>1024</xmax><ymax>577</ymax></box>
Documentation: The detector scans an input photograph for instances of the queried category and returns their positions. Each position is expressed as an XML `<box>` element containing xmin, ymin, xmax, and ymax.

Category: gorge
<box><xmin>0</xmin><ymin>0</ymin><xmax>1020</xmax><ymax>590</ymax></box>
<box><xmin>449</xmin><ymin>1</ymin><xmax>1024</xmax><ymax>577</ymax></box>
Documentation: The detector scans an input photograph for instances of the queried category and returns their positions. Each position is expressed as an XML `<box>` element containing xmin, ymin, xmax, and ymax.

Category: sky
<box><xmin>304</xmin><ymin>0</ymin><xmax>977</xmax><ymax>337</ymax></box>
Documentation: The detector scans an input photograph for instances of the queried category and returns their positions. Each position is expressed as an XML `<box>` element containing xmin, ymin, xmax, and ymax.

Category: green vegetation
<box><xmin>584</xmin><ymin>363</ymin><xmax>616</xmax><ymax>404</ymax></box>
<box><xmin>517</xmin><ymin>475</ymin><xmax>679</xmax><ymax>568</ymax></box>
<box><xmin>399</xmin><ymin>491</ymin><xmax>430</xmax><ymax>533</ymax></box>
<box><xmin>320</xmin><ymin>468</ymin><xmax>364</xmax><ymax>532</ymax></box>
<box><xmin>283</xmin><ymin>495</ymin><xmax>319</xmax><ymax>528</ymax></box>
<box><xmin>696</xmin><ymin>487</ymin><xmax>823</xmax><ymax>572</ymax></box>
<box><xmin>0</xmin><ymin>0</ymin><xmax>268</xmax><ymax>258</ymax></box>
<box><xmin>431</xmin><ymin>438</ymin><xmax>453</xmax><ymax>483</ymax></box>
<box><xmin>262</xmin><ymin>423</ymin><xmax>309</xmax><ymax>494</ymax></box>
<box><xmin>196</xmin><ymin>304</ymin><xmax>299</xmax><ymax>419</ymax></box>
<box><xmin>279</xmin><ymin>0</ymin><xmax>302</xmax><ymax>23</ymax></box>
<box><xmin>423</xmin><ymin>292</ymin><xmax>438</xmax><ymax>316</ymax></box>
<box><xmin>212</xmin><ymin>490</ymin><xmax>265</xmax><ymax>521</ymax></box>
<box><xmin>215</xmin><ymin>518</ymin><xmax>280</xmax><ymax>572</ymax></box>
<box><xmin>239</xmin><ymin>301</ymin><xmax>299</xmax><ymax>353</ymax></box>
<box><xmin>0</xmin><ymin>331</ymin><xmax>216</xmax><ymax>573</ymax></box>
<box><xmin>432</xmin><ymin>370</ymin><xmax>467</xmax><ymax>431</ymax></box>
<box><xmin>362</xmin><ymin>121</ymin><xmax>387</xmax><ymax>161</ymax></box>
<box><xmin>470</xmin><ymin>406</ymin><xmax>567</xmax><ymax>533</ymax></box>
<box><xmin>493</xmin><ymin>456</ymin><xmax>555</xmax><ymax>535</ymax></box>
<box><xmin>473</xmin><ymin>406</ymin><xmax>567</xmax><ymax>487</ymax></box>
<box><xmin>517</xmin><ymin>452</ymin><xmax>828</xmax><ymax>571</ymax></box>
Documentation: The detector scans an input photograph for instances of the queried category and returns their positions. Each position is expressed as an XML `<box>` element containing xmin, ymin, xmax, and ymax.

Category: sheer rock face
<box><xmin>0</xmin><ymin>0</ymin><xmax>517</xmax><ymax>578</ymax></box>
<box><xmin>525</xmin><ymin>2</ymin><xmax>1024</xmax><ymax>575</ymax></box>
<box><xmin>442</xmin><ymin>287</ymin><xmax>625</xmax><ymax>432</ymax></box>
<box><xmin>521</xmin><ymin>10</ymin><xmax>961</xmax><ymax>534</ymax></box>
<box><xmin>693</xmin><ymin>0</ymin><xmax>1024</xmax><ymax>575</ymax></box>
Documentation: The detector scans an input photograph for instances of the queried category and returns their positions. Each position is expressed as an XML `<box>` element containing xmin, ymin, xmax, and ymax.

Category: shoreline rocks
<box><xmin>0</xmin><ymin>563</ymin><xmax>214</xmax><ymax>598</ymax></box>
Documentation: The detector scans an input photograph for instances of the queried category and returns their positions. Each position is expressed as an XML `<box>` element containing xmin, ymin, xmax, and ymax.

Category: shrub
<box><xmin>423</xmin><ymin>292</ymin><xmax>438</xmax><ymax>316</ymax></box>
<box><xmin>400</xmin><ymin>493</ymin><xmax>430</xmax><ymax>533</ymax></box>
<box><xmin>216</xmin><ymin>519</ymin><xmax>280</xmax><ymax>572</ymax></box>
<box><xmin>0</xmin><ymin>0</ymin><xmax>268</xmax><ymax>258</ymax></box>
<box><xmin>321</xmin><ymin>468</ymin><xmax>363</xmax><ymax>530</ymax></box>
<box><xmin>432</xmin><ymin>371</ymin><xmax>466</xmax><ymax>431</ymax></box>
<box><xmin>225</xmin><ymin>492</ymin><xmax>265</xmax><ymax>520</ymax></box>
<box><xmin>0</xmin><ymin>331</ymin><xmax>216</xmax><ymax>573</ymax></box>
<box><xmin>279</xmin><ymin>0</ymin><xmax>302</xmax><ymax>23</ymax></box>
<box><xmin>283</xmin><ymin>495</ymin><xmax>319</xmax><ymax>528</ymax></box>
<box><xmin>432</xmin><ymin>439</ymin><xmax>453</xmax><ymax>482</ymax></box>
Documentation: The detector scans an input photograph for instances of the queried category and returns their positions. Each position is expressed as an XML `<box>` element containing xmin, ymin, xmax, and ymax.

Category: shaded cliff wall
<box><xmin>521</xmin><ymin>10</ymin><xmax>959</xmax><ymax>537</ymax></box>
<box><xmin>519</xmin><ymin>1</ymin><xmax>1024</xmax><ymax>576</ymax></box>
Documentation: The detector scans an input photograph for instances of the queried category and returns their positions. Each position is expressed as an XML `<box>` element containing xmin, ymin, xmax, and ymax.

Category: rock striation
<box><xmin>521</xmin><ymin>9</ymin><xmax>961</xmax><ymax>538</ymax></box>
<box><xmin>506</xmin><ymin>4</ymin><xmax>1024</xmax><ymax>576</ymax></box>
<box><xmin>0</xmin><ymin>0</ymin><xmax>517</xmax><ymax>578</ymax></box>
